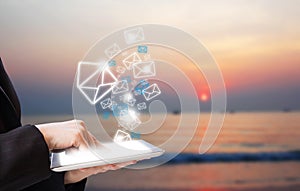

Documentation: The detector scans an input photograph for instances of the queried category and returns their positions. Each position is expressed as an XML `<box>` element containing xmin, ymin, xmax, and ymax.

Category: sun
<box><xmin>200</xmin><ymin>93</ymin><xmax>209</xmax><ymax>102</ymax></box>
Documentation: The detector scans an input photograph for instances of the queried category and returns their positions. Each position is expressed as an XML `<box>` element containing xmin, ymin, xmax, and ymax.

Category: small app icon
<box><xmin>114</xmin><ymin>130</ymin><xmax>132</xmax><ymax>142</ymax></box>
<box><xmin>124</xmin><ymin>27</ymin><xmax>145</xmax><ymax>44</ymax></box>
<box><xmin>112</xmin><ymin>80</ymin><xmax>129</xmax><ymax>94</ymax></box>
<box><xmin>122</xmin><ymin>52</ymin><xmax>142</xmax><ymax>70</ymax></box>
<box><xmin>142</xmin><ymin>83</ymin><xmax>161</xmax><ymax>101</ymax></box>
<box><xmin>137</xmin><ymin>102</ymin><xmax>147</xmax><ymax>110</ymax></box>
<box><xmin>133</xmin><ymin>61</ymin><xmax>156</xmax><ymax>79</ymax></box>
<box><xmin>108</xmin><ymin>60</ymin><xmax>116</xmax><ymax>67</ymax></box>
<box><xmin>100</xmin><ymin>98</ymin><xmax>112</xmax><ymax>109</ymax></box>
<box><xmin>137</xmin><ymin>45</ymin><xmax>148</xmax><ymax>53</ymax></box>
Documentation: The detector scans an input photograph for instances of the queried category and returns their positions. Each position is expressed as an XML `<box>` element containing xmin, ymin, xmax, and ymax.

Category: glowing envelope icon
<box><xmin>77</xmin><ymin>61</ymin><xmax>118</xmax><ymax>105</ymax></box>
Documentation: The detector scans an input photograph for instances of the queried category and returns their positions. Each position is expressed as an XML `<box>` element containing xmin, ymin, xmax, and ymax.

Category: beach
<box><xmin>23</xmin><ymin>112</ymin><xmax>300</xmax><ymax>190</ymax></box>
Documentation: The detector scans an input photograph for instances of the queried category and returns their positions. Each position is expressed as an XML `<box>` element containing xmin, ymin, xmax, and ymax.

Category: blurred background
<box><xmin>1</xmin><ymin>0</ymin><xmax>300</xmax><ymax>190</ymax></box>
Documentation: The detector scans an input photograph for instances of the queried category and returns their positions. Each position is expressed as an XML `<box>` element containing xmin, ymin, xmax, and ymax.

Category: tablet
<box><xmin>50</xmin><ymin>140</ymin><xmax>164</xmax><ymax>172</ymax></box>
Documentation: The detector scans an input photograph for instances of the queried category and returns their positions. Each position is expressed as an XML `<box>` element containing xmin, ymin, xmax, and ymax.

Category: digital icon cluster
<box><xmin>77</xmin><ymin>27</ymin><xmax>162</xmax><ymax>143</ymax></box>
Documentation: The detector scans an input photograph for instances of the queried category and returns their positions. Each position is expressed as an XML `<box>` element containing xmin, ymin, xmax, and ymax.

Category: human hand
<box><xmin>64</xmin><ymin>161</ymin><xmax>137</xmax><ymax>184</ymax></box>
<box><xmin>36</xmin><ymin>119</ymin><xmax>96</xmax><ymax>151</ymax></box>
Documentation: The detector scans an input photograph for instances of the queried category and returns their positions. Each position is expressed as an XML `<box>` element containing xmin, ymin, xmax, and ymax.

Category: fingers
<box><xmin>113</xmin><ymin>160</ymin><xmax>137</xmax><ymax>168</ymax></box>
<box><xmin>76</xmin><ymin>161</ymin><xmax>137</xmax><ymax>176</ymax></box>
<box><xmin>71</xmin><ymin>120</ymin><xmax>97</xmax><ymax>151</ymax></box>
<box><xmin>79</xmin><ymin>164</ymin><xmax>114</xmax><ymax>175</ymax></box>
<box><xmin>71</xmin><ymin>126</ymin><xmax>89</xmax><ymax>151</ymax></box>
<box><xmin>88</xmin><ymin>131</ymin><xmax>102</xmax><ymax>148</ymax></box>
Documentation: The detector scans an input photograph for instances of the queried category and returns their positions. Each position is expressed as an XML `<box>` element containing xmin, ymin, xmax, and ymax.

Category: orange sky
<box><xmin>0</xmin><ymin>0</ymin><xmax>299</xmax><ymax>113</ymax></box>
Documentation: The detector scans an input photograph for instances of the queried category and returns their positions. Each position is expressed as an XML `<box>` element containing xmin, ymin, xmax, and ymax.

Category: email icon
<box><xmin>108</xmin><ymin>60</ymin><xmax>116</xmax><ymax>67</ymax></box>
<box><xmin>117</xmin><ymin>109</ymin><xmax>141</xmax><ymax>130</ymax></box>
<box><xmin>114</xmin><ymin>130</ymin><xmax>132</xmax><ymax>142</ymax></box>
<box><xmin>122</xmin><ymin>52</ymin><xmax>142</xmax><ymax>70</ymax></box>
<box><xmin>134</xmin><ymin>80</ymin><xmax>150</xmax><ymax>95</ymax></box>
<box><xmin>77</xmin><ymin>61</ymin><xmax>118</xmax><ymax>104</ymax></box>
<box><xmin>137</xmin><ymin>102</ymin><xmax>147</xmax><ymax>110</ymax></box>
<box><xmin>137</xmin><ymin>45</ymin><xmax>148</xmax><ymax>53</ymax></box>
<box><xmin>133</xmin><ymin>61</ymin><xmax>156</xmax><ymax>79</ymax></box>
<box><xmin>124</xmin><ymin>27</ymin><xmax>145</xmax><ymax>44</ymax></box>
<box><xmin>130</xmin><ymin>132</ymin><xmax>141</xmax><ymax>139</ymax></box>
<box><xmin>100</xmin><ymin>98</ymin><xmax>112</xmax><ymax>109</ymax></box>
<box><xmin>119</xmin><ymin>115</ymin><xmax>141</xmax><ymax>131</ymax></box>
<box><xmin>121</xmin><ymin>76</ymin><xmax>131</xmax><ymax>83</ymax></box>
<box><xmin>142</xmin><ymin>83</ymin><xmax>161</xmax><ymax>101</ymax></box>
<box><xmin>104</xmin><ymin>43</ymin><xmax>121</xmax><ymax>58</ymax></box>
<box><xmin>112</xmin><ymin>80</ymin><xmax>129</xmax><ymax>94</ymax></box>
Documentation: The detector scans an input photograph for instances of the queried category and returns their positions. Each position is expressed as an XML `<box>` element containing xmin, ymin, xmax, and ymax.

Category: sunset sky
<box><xmin>0</xmin><ymin>0</ymin><xmax>299</xmax><ymax>114</ymax></box>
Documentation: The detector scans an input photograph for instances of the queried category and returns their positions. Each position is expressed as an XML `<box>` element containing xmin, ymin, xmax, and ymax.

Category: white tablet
<box><xmin>50</xmin><ymin>140</ymin><xmax>164</xmax><ymax>172</ymax></box>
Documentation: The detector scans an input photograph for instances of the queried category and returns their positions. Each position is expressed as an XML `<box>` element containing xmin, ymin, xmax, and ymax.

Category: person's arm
<box><xmin>0</xmin><ymin>125</ymin><xmax>51</xmax><ymax>190</ymax></box>
<box><xmin>0</xmin><ymin>120</ymin><xmax>91</xmax><ymax>191</ymax></box>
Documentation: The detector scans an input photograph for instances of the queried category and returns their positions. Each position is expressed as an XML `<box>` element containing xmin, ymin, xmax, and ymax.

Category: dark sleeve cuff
<box><xmin>65</xmin><ymin>178</ymin><xmax>87</xmax><ymax>191</ymax></box>
<box><xmin>0</xmin><ymin>125</ymin><xmax>51</xmax><ymax>190</ymax></box>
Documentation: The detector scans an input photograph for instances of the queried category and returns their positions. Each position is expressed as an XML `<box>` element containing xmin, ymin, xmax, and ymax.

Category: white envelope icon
<box><xmin>124</xmin><ymin>27</ymin><xmax>145</xmax><ymax>44</ymax></box>
<box><xmin>100</xmin><ymin>98</ymin><xmax>112</xmax><ymax>109</ymax></box>
<box><xmin>142</xmin><ymin>83</ymin><xmax>161</xmax><ymax>101</ymax></box>
<box><xmin>119</xmin><ymin>116</ymin><xmax>141</xmax><ymax>131</ymax></box>
<box><xmin>112</xmin><ymin>80</ymin><xmax>129</xmax><ymax>94</ymax></box>
<box><xmin>117</xmin><ymin>109</ymin><xmax>141</xmax><ymax>130</ymax></box>
<box><xmin>114</xmin><ymin>130</ymin><xmax>132</xmax><ymax>142</ymax></box>
<box><xmin>133</xmin><ymin>61</ymin><xmax>156</xmax><ymax>79</ymax></box>
<box><xmin>137</xmin><ymin>102</ymin><xmax>147</xmax><ymax>110</ymax></box>
<box><xmin>122</xmin><ymin>52</ymin><xmax>141</xmax><ymax>70</ymax></box>
<box><xmin>77</xmin><ymin>61</ymin><xmax>118</xmax><ymax>104</ymax></box>
<box><xmin>104</xmin><ymin>43</ymin><xmax>121</xmax><ymax>58</ymax></box>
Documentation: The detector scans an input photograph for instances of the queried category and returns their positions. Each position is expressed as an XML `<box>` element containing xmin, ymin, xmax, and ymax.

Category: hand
<box><xmin>64</xmin><ymin>161</ymin><xmax>137</xmax><ymax>184</ymax></box>
<box><xmin>36</xmin><ymin>119</ymin><xmax>95</xmax><ymax>151</ymax></box>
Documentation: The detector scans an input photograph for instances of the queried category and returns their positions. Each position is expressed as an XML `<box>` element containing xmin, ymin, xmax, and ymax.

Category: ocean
<box><xmin>23</xmin><ymin>112</ymin><xmax>300</xmax><ymax>190</ymax></box>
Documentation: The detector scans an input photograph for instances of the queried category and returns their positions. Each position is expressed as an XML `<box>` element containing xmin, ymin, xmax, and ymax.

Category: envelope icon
<box><xmin>117</xmin><ymin>109</ymin><xmax>141</xmax><ymax>130</ymax></box>
<box><xmin>122</xmin><ymin>52</ymin><xmax>141</xmax><ymax>70</ymax></box>
<box><xmin>137</xmin><ymin>45</ymin><xmax>148</xmax><ymax>53</ymax></box>
<box><xmin>142</xmin><ymin>83</ymin><xmax>161</xmax><ymax>101</ymax></box>
<box><xmin>124</xmin><ymin>27</ymin><xmax>145</xmax><ymax>44</ymax></box>
<box><xmin>114</xmin><ymin>130</ymin><xmax>132</xmax><ymax>142</ymax></box>
<box><xmin>137</xmin><ymin>102</ymin><xmax>147</xmax><ymax>110</ymax></box>
<box><xmin>130</xmin><ymin>132</ymin><xmax>141</xmax><ymax>139</ymax></box>
<box><xmin>112</xmin><ymin>80</ymin><xmax>129</xmax><ymax>94</ymax></box>
<box><xmin>100</xmin><ymin>98</ymin><xmax>112</xmax><ymax>109</ymax></box>
<box><xmin>108</xmin><ymin>60</ymin><xmax>116</xmax><ymax>67</ymax></box>
<box><xmin>77</xmin><ymin>61</ymin><xmax>118</xmax><ymax>104</ymax></box>
<box><xmin>104</xmin><ymin>43</ymin><xmax>121</xmax><ymax>58</ymax></box>
<box><xmin>119</xmin><ymin>115</ymin><xmax>141</xmax><ymax>131</ymax></box>
<box><xmin>134</xmin><ymin>80</ymin><xmax>150</xmax><ymax>95</ymax></box>
<box><xmin>133</xmin><ymin>61</ymin><xmax>156</xmax><ymax>79</ymax></box>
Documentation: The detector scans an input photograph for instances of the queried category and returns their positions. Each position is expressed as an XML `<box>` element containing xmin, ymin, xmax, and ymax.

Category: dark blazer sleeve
<box><xmin>0</xmin><ymin>58</ymin><xmax>87</xmax><ymax>191</ymax></box>
<box><xmin>0</xmin><ymin>125</ymin><xmax>52</xmax><ymax>190</ymax></box>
